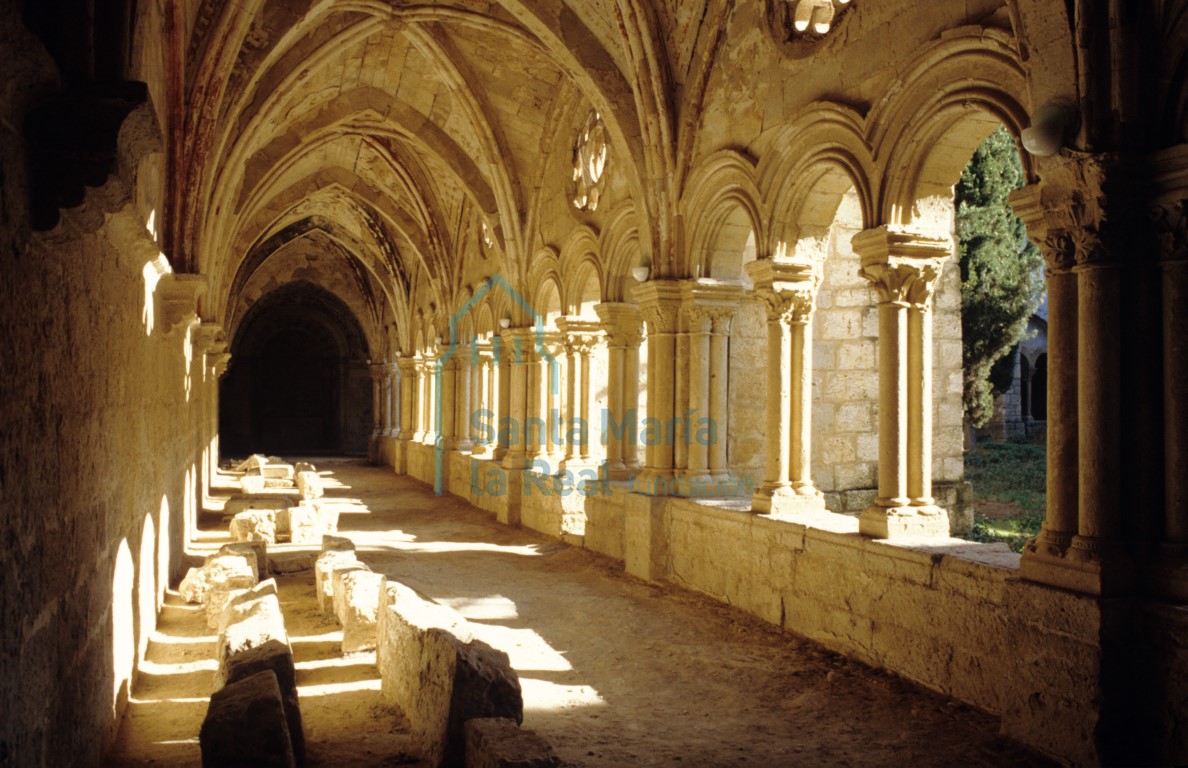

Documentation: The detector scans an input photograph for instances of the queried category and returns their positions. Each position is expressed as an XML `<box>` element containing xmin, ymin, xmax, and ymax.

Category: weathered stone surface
<box><xmin>261</xmin><ymin>462</ymin><xmax>295</xmax><ymax>481</ymax></box>
<box><xmin>179</xmin><ymin>567</ymin><xmax>209</xmax><ymax>604</ymax></box>
<box><xmin>377</xmin><ymin>580</ymin><xmax>522</xmax><ymax>766</ymax></box>
<box><xmin>231</xmin><ymin>510</ymin><xmax>278</xmax><ymax>544</ymax></box>
<box><xmin>220</xmin><ymin>541</ymin><xmax>268</xmax><ymax>581</ymax></box>
<box><xmin>200</xmin><ymin>670</ymin><xmax>295</xmax><ymax>768</ymax></box>
<box><xmin>283</xmin><ymin>505</ymin><xmax>320</xmax><ymax>544</ymax></box>
<box><xmin>224</xmin><ymin>639</ymin><xmax>305</xmax><ymax>767</ymax></box>
<box><xmin>335</xmin><ymin>570</ymin><xmax>385</xmax><ymax>653</ymax></box>
<box><xmin>330</xmin><ymin>560</ymin><xmax>373</xmax><ymax>620</ymax></box>
<box><xmin>206</xmin><ymin>586</ymin><xmax>249</xmax><ymax>630</ymax></box>
<box><xmin>315</xmin><ymin>550</ymin><xmax>362</xmax><ymax>613</ymax></box>
<box><xmin>322</xmin><ymin>535</ymin><xmax>355</xmax><ymax>553</ymax></box>
<box><xmin>225</xmin><ymin>496</ymin><xmax>292</xmax><ymax>517</ymax></box>
<box><xmin>235</xmin><ymin>454</ymin><xmax>268</xmax><ymax>472</ymax></box>
<box><xmin>295</xmin><ymin>462</ymin><xmax>317</xmax><ymax>474</ymax></box>
<box><xmin>296</xmin><ymin>470</ymin><xmax>323</xmax><ymax>500</ymax></box>
<box><xmin>315</xmin><ymin>501</ymin><xmax>340</xmax><ymax>534</ymax></box>
<box><xmin>464</xmin><ymin>718</ymin><xmax>561</xmax><ymax>768</ymax></box>
<box><xmin>241</xmin><ymin>473</ymin><xmax>267</xmax><ymax>494</ymax></box>
<box><xmin>215</xmin><ymin>582</ymin><xmax>289</xmax><ymax>687</ymax></box>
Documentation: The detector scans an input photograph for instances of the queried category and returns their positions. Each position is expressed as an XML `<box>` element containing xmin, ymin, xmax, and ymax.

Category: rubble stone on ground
<box><xmin>224</xmin><ymin>639</ymin><xmax>305</xmax><ymax>767</ymax></box>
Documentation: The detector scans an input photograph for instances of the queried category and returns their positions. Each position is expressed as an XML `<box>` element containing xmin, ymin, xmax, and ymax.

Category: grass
<box><xmin>964</xmin><ymin>438</ymin><xmax>1046</xmax><ymax>552</ymax></box>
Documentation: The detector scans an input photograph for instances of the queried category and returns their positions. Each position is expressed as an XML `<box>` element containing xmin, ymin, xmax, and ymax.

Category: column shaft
<box><xmin>709</xmin><ymin>316</ymin><xmax>731</xmax><ymax>480</ymax></box>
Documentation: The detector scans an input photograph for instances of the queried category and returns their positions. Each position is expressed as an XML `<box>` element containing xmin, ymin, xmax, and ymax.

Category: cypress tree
<box><xmin>955</xmin><ymin>127</ymin><xmax>1045</xmax><ymax>429</ymax></box>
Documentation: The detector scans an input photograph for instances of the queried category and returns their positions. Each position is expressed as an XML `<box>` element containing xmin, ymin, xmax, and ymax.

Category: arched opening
<box><xmin>220</xmin><ymin>281</ymin><xmax>372</xmax><ymax>457</ymax></box>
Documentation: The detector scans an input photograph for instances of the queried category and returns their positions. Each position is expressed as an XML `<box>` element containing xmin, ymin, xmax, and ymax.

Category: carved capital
<box><xmin>156</xmin><ymin>274</ymin><xmax>208</xmax><ymax>335</ymax></box>
<box><xmin>859</xmin><ymin>262</ymin><xmax>941</xmax><ymax>307</ymax></box>
<box><xmin>756</xmin><ymin>287</ymin><xmax>816</xmax><ymax>325</ymax></box>
<box><xmin>595</xmin><ymin>302</ymin><xmax>643</xmax><ymax>348</ymax></box>
<box><xmin>192</xmin><ymin>322</ymin><xmax>225</xmax><ymax>355</ymax></box>
<box><xmin>1153</xmin><ymin>199</ymin><xmax>1188</xmax><ymax>264</ymax></box>
<box><xmin>641</xmin><ymin>303</ymin><xmax>679</xmax><ymax>334</ymax></box>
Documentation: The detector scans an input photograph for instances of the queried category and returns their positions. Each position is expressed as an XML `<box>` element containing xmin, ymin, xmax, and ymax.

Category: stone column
<box><xmin>501</xmin><ymin>329</ymin><xmax>530</xmax><ymax>468</ymax></box>
<box><xmin>596</xmin><ymin>303</ymin><xmax>643</xmax><ymax>480</ymax></box>
<box><xmin>709</xmin><ymin>310</ymin><xmax>734</xmax><ymax>481</ymax></box>
<box><xmin>381</xmin><ymin>366</ymin><xmax>394</xmax><ymax>437</ymax></box>
<box><xmin>369</xmin><ymin>363</ymin><xmax>385</xmax><ymax>463</ymax></box>
<box><xmin>633</xmin><ymin>281</ymin><xmax>682</xmax><ymax>495</ymax></box>
<box><xmin>683</xmin><ymin>306</ymin><xmax>713</xmax><ymax>489</ymax></box>
<box><xmin>1011</xmin><ymin>188</ymin><xmax>1079</xmax><ymax>564</ymax></box>
<box><xmin>398</xmin><ymin>358</ymin><xmax>416</xmax><ymax>446</ymax></box>
<box><xmin>411</xmin><ymin>359</ymin><xmax>426</xmax><ymax>442</ymax></box>
<box><xmin>746</xmin><ymin>259</ymin><xmax>822</xmax><ymax>514</ymax></box>
<box><xmin>423</xmin><ymin>354</ymin><xmax>438</xmax><ymax>446</ymax></box>
<box><xmin>1158</xmin><ymin>201</ymin><xmax>1188</xmax><ymax>555</ymax></box>
<box><xmin>454</xmin><ymin>349</ymin><xmax>473</xmax><ymax>453</ymax></box>
<box><xmin>394</xmin><ymin>366</ymin><xmax>408</xmax><ymax>442</ymax></box>
<box><xmin>440</xmin><ymin>356</ymin><xmax>458</xmax><ymax>451</ymax></box>
<box><xmin>558</xmin><ymin>319</ymin><xmax>603</xmax><ymax>471</ymax></box>
<box><xmin>853</xmin><ymin>227</ymin><xmax>950</xmax><ymax>538</ymax></box>
<box><xmin>524</xmin><ymin>333</ymin><xmax>556</xmax><ymax>466</ymax></box>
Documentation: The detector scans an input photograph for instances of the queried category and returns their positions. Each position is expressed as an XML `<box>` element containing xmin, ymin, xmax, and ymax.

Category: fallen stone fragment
<box><xmin>220</xmin><ymin>541</ymin><xmax>267</xmax><ymax>581</ymax></box>
<box><xmin>315</xmin><ymin>501</ymin><xmax>340</xmax><ymax>534</ymax></box>
<box><xmin>200</xmin><ymin>669</ymin><xmax>295</xmax><ymax>768</ymax></box>
<box><xmin>224</xmin><ymin>639</ymin><xmax>305</xmax><ymax>767</ymax></box>
<box><xmin>261</xmin><ymin>463</ymin><xmax>295</xmax><ymax>481</ymax></box>
<box><xmin>377</xmin><ymin>579</ymin><xmax>522</xmax><ymax>766</ymax></box>
<box><xmin>231</xmin><ymin>510</ymin><xmax>277</xmax><ymax>544</ymax></box>
<box><xmin>206</xmin><ymin>586</ymin><xmax>249</xmax><ymax>629</ymax></box>
<box><xmin>296</xmin><ymin>470</ymin><xmax>323</xmax><ymax>501</ymax></box>
<box><xmin>464</xmin><ymin>718</ymin><xmax>561</xmax><ymax>768</ymax></box>
<box><xmin>324</xmin><ymin>557</ymin><xmax>370</xmax><ymax>615</ymax></box>
<box><xmin>336</xmin><ymin>570</ymin><xmax>385</xmax><ymax>653</ymax></box>
<box><xmin>241</xmin><ymin>473</ymin><xmax>267</xmax><ymax>494</ymax></box>
<box><xmin>179</xmin><ymin>567</ymin><xmax>209</xmax><ymax>604</ymax></box>
<box><xmin>283</xmin><ymin>505</ymin><xmax>321</xmax><ymax>545</ymax></box>
<box><xmin>295</xmin><ymin>462</ymin><xmax>317</xmax><ymax>474</ymax></box>
<box><xmin>215</xmin><ymin>582</ymin><xmax>288</xmax><ymax>686</ymax></box>
<box><xmin>234</xmin><ymin>454</ymin><xmax>268</xmax><ymax>472</ymax></box>
<box><xmin>321</xmin><ymin>535</ymin><xmax>355</xmax><ymax>553</ymax></box>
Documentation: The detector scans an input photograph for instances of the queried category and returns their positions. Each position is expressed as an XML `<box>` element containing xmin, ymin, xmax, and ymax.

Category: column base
<box><xmin>633</xmin><ymin>469</ymin><xmax>679</xmax><ymax>496</ymax></box>
<box><xmin>1023</xmin><ymin>525</ymin><xmax>1074</xmax><ymax>558</ymax></box>
<box><xmin>1019</xmin><ymin>539</ymin><xmax>1134</xmax><ymax>596</ymax></box>
<box><xmin>752</xmin><ymin>483</ymin><xmax>823</xmax><ymax>514</ymax></box>
<box><xmin>858</xmin><ymin>504</ymin><xmax>949</xmax><ymax>539</ymax></box>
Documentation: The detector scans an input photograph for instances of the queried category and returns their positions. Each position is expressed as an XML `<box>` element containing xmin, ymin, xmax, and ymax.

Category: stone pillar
<box><xmin>381</xmin><ymin>366</ymin><xmax>394</xmax><ymax>437</ymax></box>
<box><xmin>369</xmin><ymin>363</ymin><xmax>385</xmax><ymax>463</ymax></box>
<box><xmin>676</xmin><ymin>282</ymin><xmax>742</xmax><ymax>495</ymax></box>
<box><xmin>398</xmin><ymin>358</ymin><xmax>415</xmax><ymax>445</ymax></box>
<box><xmin>388</xmin><ymin>362</ymin><xmax>401</xmax><ymax>439</ymax></box>
<box><xmin>596</xmin><ymin>303</ymin><xmax>643</xmax><ymax>480</ymax></box>
<box><xmin>524</xmin><ymin>333</ymin><xmax>556</xmax><ymax>466</ymax></box>
<box><xmin>423</xmin><ymin>355</ymin><xmax>438</xmax><ymax>446</ymax></box>
<box><xmin>557</xmin><ymin>319</ymin><xmax>603</xmax><ymax>471</ymax></box>
<box><xmin>501</xmin><ymin>329</ymin><xmax>530</xmax><ymax>468</ymax></box>
<box><xmin>633</xmin><ymin>281</ymin><xmax>682</xmax><ymax>495</ymax></box>
<box><xmin>708</xmin><ymin>311</ymin><xmax>733</xmax><ymax>481</ymax></box>
<box><xmin>746</xmin><ymin>259</ymin><xmax>822</xmax><ymax>514</ymax></box>
<box><xmin>440</xmin><ymin>357</ymin><xmax>458</xmax><ymax>451</ymax></box>
<box><xmin>853</xmin><ymin>227</ymin><xmax>950</xmax><ymax>538</ymax></box>
<box><xmin>1159</xmin><ymin>202</ymin><xmax>1188</xmax><ymax>552</ymax></box>
<box><xmin>454</xmin><ymin>350</ymin><xmax>473</xmax><ymax>453</ymax></box>
<box><xmin>473</xmin><ymin>345</ymin><xmax>494</xmax><ymax>455</ymax></box>
<box><xmin>411</xmin><ymin>359</ymin><xmax>426</xmax><ymax>443</ymax></box>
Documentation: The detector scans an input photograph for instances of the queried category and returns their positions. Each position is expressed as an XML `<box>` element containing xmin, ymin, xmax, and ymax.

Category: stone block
<box><xmin>316</xmin><ymin>501</ymin><xmax>340</xmax><ymax>534</ymax></box>
<box><xmin>296</xmin><ymin>471</ymin><xmax>323</xmax><ymax>500</ymax></box>
<box><xmin>241</xmin><ymin>474</ymin><xmax>267</xmax><ymax>494</ymax></box>
<box><xmin>200</xmin><ymin>669</ymin><xmax>295</xmax><ymax>768</ymax></box>
<box><xmin>464</xmin><ymin>718</ymin><xmax>560</xmax><ymax>768</ymax></box>
<box><xmin>225</xmin><ymin>497</ymin><xmax>292</xmax><ymax>517</ymax></box>
<box><xmin>231</xmin><ymin>510</ymin><xmax>278</xmax><ymax>544</ymax></box>
<box><xmin>295</xmin><ymin>462</ymin><xmax>317</xmax><ymax>474</ymax></box>
<box><xmin>224</xmin><ymin>639</ymin><xmax>305</xmax><ymax>767</ymax></box>
<box><xmin>377</xmin><ymin>581</ymin><xmax>522</xmax><ymax>767</ymax></box>
<box><xmin>322</xmin><ymin>535</ymin><xmax>355</xmax><ymax>553</ymax></box>
<box><xmin>261</xmin><ymin>463</ymin><xmax>296</xmax><ymax>481</ymax></box>
<box><xmin>220</xmin><ymin>541</ymin><xmax>267</xmax><ymax>581</ymax></box>
<box><xmin>337</xmin><ymin>570</ymin><xmax>385</xmax><ymax>654</ymax></box>
<box><xmin>215</xmin><ymin>585</ymin><xmax>289</xmax><ymax>688</ymax></box>
<box><xmin>206</xmin><ymin>587</ymin><xmax>249</xmax><ymax>630</ymax></box>
<box><xmin>283</xmin><ymin>505</ymin><xmax>321</xmax><ymax>545</ymax></box>
<box><xmin>332</xmin><ymin>562</ymin><xmax>375</xmax><ymax>623</ymax></box>
<box><xmin>235</xmin><ymin>454</ymin><xmax>268</xmax><ymax>472</ymax></box>
<box><xmin>179</xmin><ymin>567</ymin><xmax>209</xmax><ymax>604</ymax></box>
<box><xmin>316</xmin><ymin>551</ymin><xmax>364</xmax><ymax>613</ymax></box>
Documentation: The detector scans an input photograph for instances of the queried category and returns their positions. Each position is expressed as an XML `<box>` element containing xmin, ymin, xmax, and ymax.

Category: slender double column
<box><xmin>398</xmin><ymin>358</ymin><xmax>417</xmax><ymax>447</ymax></box>
<box><xmin>677</xmin><ymin>282</ymin><xmax>741</xmax><ymax>496</ymax></box>
<box><xmin>451</xmin><ymin>348</ymin><xmax>473</xmax><ymax>453</ymax></box>
<box><xmin>853</xmin><ymin>227</ymin><xmax>950</xmax><ymax>538</ymax></box>
<box><xmin>746</xmin><ymin>259</ymin><xmax>822</xmax><ymax>514</ymax></box>
<box><xmin>501</xmin><ymin>328</ymin><xmax>532</xmax><ymax>468</ymax></box>
<box><xmin>387</xmin><ymin>362</ymin><xmax>401</xmax><ymax>439</ymax></box>
<box><xmin>633</xmin><ymin>281</ymin><xmax>682</xmax><ymax>495</ymax></box>
<box><xmin>557</xmin><ymin>318</ymin><xmax>604</xmax><ymax>471</ymax></box>
<box><xmin>596</xmin><ymin>303</ymin><xmax>643</xmax><ymax>480</ymax></box>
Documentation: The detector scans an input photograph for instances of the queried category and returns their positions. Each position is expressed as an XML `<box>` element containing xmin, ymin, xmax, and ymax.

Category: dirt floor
<box><xmin>107</xmin><ymin>459</ymin><xmax>1055</xmax><ymax>768</ymax></box>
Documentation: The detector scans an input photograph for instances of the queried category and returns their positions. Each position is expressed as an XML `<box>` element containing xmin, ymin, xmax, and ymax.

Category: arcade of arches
<box><xmin>1</xmin><ymin>1</ymin><xmax>1187</xmax><ymax>765</ymax></box>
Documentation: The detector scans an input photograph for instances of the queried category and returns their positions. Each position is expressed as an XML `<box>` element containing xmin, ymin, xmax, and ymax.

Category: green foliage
<box><xmin>955</xmin><ymin>127</ymin><xmax>1045</xmax><ymax>429</ymax></box>
<box><xmin>965</xmin><ymin>439</ymin><xmax>1047</xmax><ymax>553</ymax></box>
